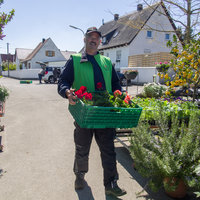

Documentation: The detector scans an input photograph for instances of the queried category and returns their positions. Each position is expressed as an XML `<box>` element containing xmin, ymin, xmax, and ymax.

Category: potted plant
<box><xmin>129</xmin><ymin>106</ymin><xmax>200</xmax><ymax>198</ymax></box>
<box><xmin>0</xmin><ymin>85</ymin><xmax>9</xmax><ymax>116</ymax></box>
<box><xmin>123</xmin><ymin>70</ymin><xmax>138</xmax><ymax>80</ymax></box>
<box><xmin>155</xmin><ymin>62</ymin><xmax>170</xmax><ymax>73</ymax></box>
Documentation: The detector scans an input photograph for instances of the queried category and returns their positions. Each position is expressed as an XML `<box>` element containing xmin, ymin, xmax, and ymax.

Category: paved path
<box><xmin>0</xmin><ymin>77</ymin><xmax>171</xmax><ymax>200</ymax></box>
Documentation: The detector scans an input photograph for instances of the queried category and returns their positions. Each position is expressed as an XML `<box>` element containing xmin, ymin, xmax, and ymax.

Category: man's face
<box><xmin>84</xmin><ymin>32</ymin><xmax>101</xmax><ymax>52</ymax></box>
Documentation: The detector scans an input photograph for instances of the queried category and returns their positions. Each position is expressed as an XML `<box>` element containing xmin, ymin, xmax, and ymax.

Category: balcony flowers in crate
<box><xmin>155</xmin><ymin>62</ymin><xmax>170</xmax><ymax>73</ymax></box>
<box><xmin>74</xmin><ymin>82</ymin><xmax>137</xmax><ymax>108</ymax></box>
<box><xmin>123</xmin><ymin>70</ymin><xmax>138</xmax><ymax>80</ymax></box>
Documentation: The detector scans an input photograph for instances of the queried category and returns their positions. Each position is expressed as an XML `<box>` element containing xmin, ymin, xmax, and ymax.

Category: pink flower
<box><xmin>164</xmin><ymin>61</ymin><xmax>168</xmax><ymax>64</ymax></box>
<box><xmin>159</xmin><ymin>62</ymin><xmax>162</xmax><ymax>64</ymax></box>
<box><xmin>155</xmin><ymin>62</ymin><xmax>158</xmax><ymax>65</ymax></box>
<box><xmin>114</xmin><ymin>90</ymin><xmax>122</xmax><ymax>97</ymax></box>
<box><xmin>97</xmin><ymin>82</ymin><xmax>102</xmax><ymax>89</ymax></box>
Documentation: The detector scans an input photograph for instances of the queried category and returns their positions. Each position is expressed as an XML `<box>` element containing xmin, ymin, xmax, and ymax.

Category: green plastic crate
<box><xmin>68</xmin><ymin>100</ymin><xmax>142</xmax><ymax>129</ymax></box>
<box><xmin>20</xmin><ymin>80</ymin><xmax>32</xmax><ymax>84</ymax></box>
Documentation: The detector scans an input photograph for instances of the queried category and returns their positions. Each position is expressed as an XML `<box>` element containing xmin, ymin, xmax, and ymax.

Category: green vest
<box><xmin>72</xmin><ymin>53</ymin><xmax>112</xmax><ymax>92</ymax></box>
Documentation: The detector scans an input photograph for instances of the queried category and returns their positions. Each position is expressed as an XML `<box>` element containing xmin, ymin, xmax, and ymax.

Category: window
<box><xmin>45</xmin><ymin>51</ymin><xmax>55</xmax><ymax>57</ymax></box>
<box><xmin>116</xmin><ymin>50</ymin><xmax>121</xmax><ymax>62</ymax></box>
<box><xmin>147</xmin><ymin>31</ymin><xmax>152</xmax><ymax>38</ymax></box>
<box><xmin>106</xmin><ymin>53</ymin><xmax>109</xmax><ymax>57</ymax></box>
<box><xmin>165</xmin><ymin>33</ymin><xmax>170</xmax><ymax>40</ymax></box>
<box><xmin>113</xmin><ymin>30</ymin><xmax>119</xmax><ymax>38</ymax></box>
<box><xmin>144</xmin><ymin>49</ymin><xmax>151</xmax><ymax>53</ymax></box>
<box><xmin>102</xmin><ymin>37</ymin><xmax>107</xmax><ymax>44</ymax></box>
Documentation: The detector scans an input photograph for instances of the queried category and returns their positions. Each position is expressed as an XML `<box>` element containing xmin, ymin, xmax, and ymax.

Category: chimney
<box><xmin>114</xmin><ymin>14</ymin><xmax>119</xmax><ymax>21</ymax></box>
<box><xmin>137</xmin><ymin>4</ymin><xmax>143</xmax><ymax>11</ymax></box>
<box><xmin>42</xmin><ymin>38</ymin><xmax>45</xmax><ymax>43</ymax></box>
<box><xmin>102</xmin><ymin>19</ymin><xmax>104</xmax><ymax>25</ymax></box>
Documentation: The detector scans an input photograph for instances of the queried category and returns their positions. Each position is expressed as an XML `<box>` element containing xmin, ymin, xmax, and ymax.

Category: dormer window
<box><xmin>113</xmin><ymin>30</ymin><xmax>119</xmax><ymax>38</ymax></box>
<box><xmin>102</xmin><ymin>37</ymin><xmax>107</xmax><ymax>44</ymax></box>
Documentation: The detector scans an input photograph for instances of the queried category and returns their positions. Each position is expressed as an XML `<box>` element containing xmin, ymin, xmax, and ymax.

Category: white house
<box><xmin>3</xmin><ymin>38</ymin><xmax>76</xmax><ymax>79</ymax></box>
<box><xmin>15</xmin><ymin>38</ymin><xmax>67</xmax><ymax>70</ymax></box>
<box><xmin>98</xmin><ymin>2</ymin><xmax>179</xmax><ymax>83</ymax></box>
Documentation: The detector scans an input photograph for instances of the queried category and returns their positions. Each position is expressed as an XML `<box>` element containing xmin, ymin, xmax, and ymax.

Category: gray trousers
<box><xmin>73</xmin><ymin>122</ymin><xmax>119</xmax><ymax>187</ymax></box>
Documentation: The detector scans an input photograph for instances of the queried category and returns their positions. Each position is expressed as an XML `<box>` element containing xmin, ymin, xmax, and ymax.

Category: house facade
<box><xmin>15</xmin><ymin>38</ymin><xmax>67</xmax><ymax>70</ymax></box>
<box><xmin>98</xmin><ymin>2</ymin><xmax>178</xmax><ymax>72</ymax></box>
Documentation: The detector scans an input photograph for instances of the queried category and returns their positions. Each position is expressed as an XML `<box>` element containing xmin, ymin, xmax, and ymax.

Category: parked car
<box><xmin>117</xmin><ymin>71</ymin><xmax>131</xmax><ymax>86</ymax></box>
<box><xmin>42</xmin><ymin>66</ymin><xmax>63</xmax><ymax>83</ymax></box>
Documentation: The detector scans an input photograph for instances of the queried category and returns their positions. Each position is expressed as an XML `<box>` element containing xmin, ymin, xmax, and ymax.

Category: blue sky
<box><xmin>0</xmin><ymin>0</ymin><xmax>139</xmax><ymax>54</ymax></box>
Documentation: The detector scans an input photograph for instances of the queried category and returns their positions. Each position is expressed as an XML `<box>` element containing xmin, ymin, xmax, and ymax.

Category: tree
<box><xmin>159</xmin><ymin>34</ymin><xmax>200</xmax><ymax>101</ymax></box>
<box><xmin>0</xmin><ymin>0</ymin><xmax>14</xmax><ymax>40</ymax></box>
<box><xmin>138</xmin><ymin>0</ymin><xmax>200</xmax><ymax>43</ymax></box>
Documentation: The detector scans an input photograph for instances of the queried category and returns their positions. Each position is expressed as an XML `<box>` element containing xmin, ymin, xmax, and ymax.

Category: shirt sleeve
<box><xmin>111</xmin><ymin>66</ymin><xmax>122</xmax><ymax>92</ymax></box>
<box><xmin>57</xmin><ymin>57</ymin><xmax>74</xmax><ymax>98</ymax></box>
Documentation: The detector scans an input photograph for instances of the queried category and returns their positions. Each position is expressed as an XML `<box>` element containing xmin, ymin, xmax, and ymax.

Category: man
<box><xmin>58</xmin><ymin>27</ymin><xmax>126</xmax><ymax>197</ymax></box>
<box><xmin>38</xmin><ymin>66</ymin><xmax>45</xmax><ymax>84</ymax></box>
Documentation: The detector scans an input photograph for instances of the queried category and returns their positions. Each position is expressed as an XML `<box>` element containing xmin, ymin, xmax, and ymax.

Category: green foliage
<box><xmin>0</xmin><ymin>0</ymin><xmax>15</xmax><ymax>40</ymax></box>
<box><xmin>2</xmin><ymin>61</ymin><xmax>16</xmax><ymax>71</ymax></box>
<box><xmin>140</xmin><ymin>83</ymin><xmax>167</xmax><ymax>98</ymax></box>
<box><xmin>134</xmin><ymin>97</ymin><xmax>199</xmax><ymax>123</ymax></box>
<box><xmin>129</xmin><ymin>106</ymin><xmax>200</xmax><ymax>193</ymax></box>
<box><xmin>0</xmin><ymin>85</ymin><xmax>9</xmax><ymax>102</ymax></box>
<box><xmin>82</xmin><ymin>91</ymin><xmax>137</xmax><ymax>108</ymax></box>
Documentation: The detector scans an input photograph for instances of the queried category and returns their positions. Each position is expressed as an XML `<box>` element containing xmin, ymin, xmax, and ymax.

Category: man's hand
<box><xmin>66</xmin><ymin>89</ymin><xmax>77</xmax><ymax>105</ymax></box>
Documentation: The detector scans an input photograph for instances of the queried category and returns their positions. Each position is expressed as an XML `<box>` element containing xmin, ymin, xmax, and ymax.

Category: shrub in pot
<box><xmin>129</xmin><ymin>105</ymin><xmax>200</xmax><ymax>198</ymax></box>
<box><xmin>0</xmin><ymin>85</ymin><xmax>9</xmax><ymax>103</ymax></box>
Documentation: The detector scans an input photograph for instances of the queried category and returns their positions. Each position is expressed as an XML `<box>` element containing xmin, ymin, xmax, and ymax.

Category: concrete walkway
<box><xmin>0</xmin><ymin>77</ymin><xmax>172</xmax><ymax>200</ymax></box>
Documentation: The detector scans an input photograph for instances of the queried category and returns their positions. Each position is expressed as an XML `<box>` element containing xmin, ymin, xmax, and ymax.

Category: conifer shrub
<box><xmin>129</xmin><ymin>105</ymin><xmax>200</xmax><ymax>193</ymax></box>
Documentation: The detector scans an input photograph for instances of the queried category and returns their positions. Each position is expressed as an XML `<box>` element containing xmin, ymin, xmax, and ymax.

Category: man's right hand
<box><xmin>66</xmin><ymin>89</ymin><xmax>77</xmax><ymax>105</ymax></box>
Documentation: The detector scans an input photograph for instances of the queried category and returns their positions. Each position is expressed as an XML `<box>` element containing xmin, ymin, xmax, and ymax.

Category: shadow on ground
<box><xmin>75</xmin><ymin>182</ymin><xmax>95</xmax><ymax>200</ymax></box>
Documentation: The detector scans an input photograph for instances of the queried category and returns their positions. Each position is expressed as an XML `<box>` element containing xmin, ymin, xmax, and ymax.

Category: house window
<box><xmin>116</xmin><ymin>50</ymin><xmax>121</xmax><ymax>62</ymax></box>
<box><xmin>28</xmin><ymin>63</ymin><xmax>31</xmax><ymax>69</ymax></box>
<box><xmin>147</xmin><ymin>31</ymin><xmax>152</xmax><ymax>38</ymax></box>
<box><xmin>102</xmin><ymin>37</ymin><xmax>107</xmax><ymax>44</ymax></box>
<box><xmin>165</xmin><ymin>33</ymin><xmax>170</xmax><ymax>40</ymax></box>
<box><xmin>45</xmin><ymin>51</ymin><xmax>55</xmax><ymax>57</ymax></box>
<box><xmin>144</xmin><ymin>49</ymin><xmax>151</xmax><ymax>53</ymax></box>
<box><xmin>106</xmin><ymin>52</ymin><xmax>109</xmax><ymax>57</ymax></box>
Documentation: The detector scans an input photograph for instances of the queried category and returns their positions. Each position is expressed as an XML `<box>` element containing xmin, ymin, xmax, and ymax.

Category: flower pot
<box><xmin>0</xmin><ymin>102</ymin><xmax>5</xmax><ymax>117</ymax></box>
<box><xmin>124</xmin><ymin>72</ymin><xmax>138</xmax><ymax>80</ymax></box>
<box><xmin>163</xmin><ymin>177</ymin><xmax>187</xmax><ymax>198</ymax></box>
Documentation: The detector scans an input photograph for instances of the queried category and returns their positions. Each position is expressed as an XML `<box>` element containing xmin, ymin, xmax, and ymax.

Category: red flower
<box><xmin>96</xmin><ymin>82</ymin><xmax>102</xmax><ymax>89</ymax></box>
<box><xmin>84</xmin><ymin>92</ymin><xmax>92</xmax><ymax>100</ymax></box>
<box><xmin>75</xmin><ymin>89</ymin><xmax>84</xmax><ymax>99</ymax></box>
<box><xmin>79</xmin><ymin>86</ymin><xmax>87</xmax><ymax>93</ymax></box>
<box><xmin>114</xmin><ymin>90</ymin><xmax>122</xmax><ymax>97</ymax></box>
<box><xmin>124</xmin><ymin>99</ymin><xmax>129</xmax><ymax>104</ymax></box>
<box><xmin>125</xmin><ymin>93</ymin><xmax>131</xmax><ymax>101</ymax></box>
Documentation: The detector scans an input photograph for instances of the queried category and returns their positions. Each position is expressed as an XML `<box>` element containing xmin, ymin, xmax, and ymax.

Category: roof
<box><xmin>98</xmin><ymin>2</ymin><xmax>170</xmax><ymax>50</ymax></box>
<box><xmin>15</xmin><ymin>48</ymin><xmax>33</xmax><ymax>60</ymax></box>
<box><xmin>0</xmin><ymin>54</ymin><xmax>16</xmax><ymax>62</ymax></box>
<box><xmin>23</xmin><ymin>38</ymin><xmax>49</xmax><ymax>61</ymax></box>
<box><xmin>61</xmin><ymin>50</ymin><xmax>76</xmax><ymax>60</ymax></box>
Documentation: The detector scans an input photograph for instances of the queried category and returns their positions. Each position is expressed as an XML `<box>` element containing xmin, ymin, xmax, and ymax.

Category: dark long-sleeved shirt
<box><xmin>58</xmin><ymin>52</ymin><xmax>122</xmax><ymax>98</ymax></box>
